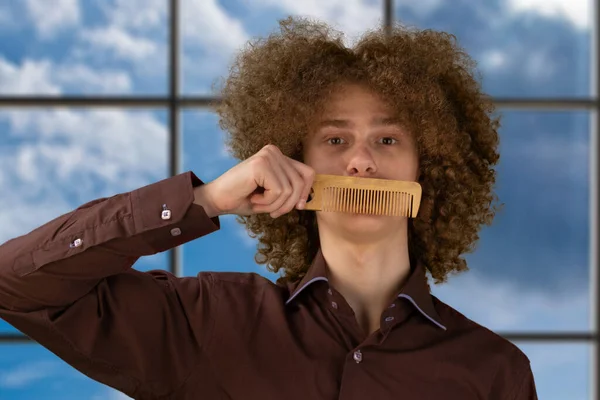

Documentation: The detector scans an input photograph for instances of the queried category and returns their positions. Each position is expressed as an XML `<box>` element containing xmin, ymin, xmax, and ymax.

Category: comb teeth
<box><xmin>322</xmin><ymin>187</ymin><xmax>413</xmax><ymax>217</ymax></box>
<box><xmin>303</xmin><ymin>174</ymin><xmax>422</xmax><ymax>218</ymax></box>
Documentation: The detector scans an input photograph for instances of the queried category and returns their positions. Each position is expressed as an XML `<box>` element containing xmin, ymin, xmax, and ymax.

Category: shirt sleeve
<box><xmin>488</xmin><ymin>345</ymin><xmax>538</xmax><ymax>400</ymax></box>
<box><xmin>510</xmin><ymin>364</ymin><xmax>538</xmax><ymax>400</ymax></box>
<box><xmin>0</xmin><ymin>171</ymin><xmax>221</xmax><ymax>399</ymax></box>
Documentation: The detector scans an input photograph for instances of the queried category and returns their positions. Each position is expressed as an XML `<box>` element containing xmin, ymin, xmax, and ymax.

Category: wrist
<box><xmin>193</xmin><ymin>183</ymin><xmax>221</xmax><ymax>219</ymax></box>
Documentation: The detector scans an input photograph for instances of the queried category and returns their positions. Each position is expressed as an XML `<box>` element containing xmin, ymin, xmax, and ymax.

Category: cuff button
<box><xmin>161</xmin><ymin>204</ymin><xmax>172</xmax><ymax>220</ymax></box>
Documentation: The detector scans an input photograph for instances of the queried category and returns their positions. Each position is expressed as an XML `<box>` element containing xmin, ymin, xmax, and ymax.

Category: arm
<box><xmin>0</xmin><ymin>171</ymin><xmax>221</xmax><ymax>398</ymax></box>
<box><xmin>510</xmin><ymin>366</ymin><xmax>538</xmax><ymax>400</ymax></box>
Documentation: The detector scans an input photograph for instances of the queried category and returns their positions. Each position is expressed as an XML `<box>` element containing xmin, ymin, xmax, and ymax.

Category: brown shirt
<box><xmin>0</xmin><ymin>171</ymin><xmax>537</xmax><ymax>400</ymax></box>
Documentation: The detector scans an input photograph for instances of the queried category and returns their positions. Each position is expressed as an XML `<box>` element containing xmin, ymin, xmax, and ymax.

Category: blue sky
<box><xmin>0</xmin><ymin>0</ymin><xmax>594</xmax><ymax>399</ymax></box>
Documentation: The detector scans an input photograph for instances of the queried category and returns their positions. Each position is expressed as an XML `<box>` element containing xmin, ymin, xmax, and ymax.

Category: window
<box><xmin>0</xmin><ymin>1</ymin><xmax>595</xmax><ymax>399</ymax></box>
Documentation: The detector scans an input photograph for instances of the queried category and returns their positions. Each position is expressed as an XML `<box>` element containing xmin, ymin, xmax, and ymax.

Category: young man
<box><xmin>0</xmin><ymin>17</ymin><xmax>537</xmax><ymax>399</ymax></box>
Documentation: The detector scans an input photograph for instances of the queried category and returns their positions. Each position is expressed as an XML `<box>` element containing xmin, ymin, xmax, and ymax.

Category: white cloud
<box><xmin>0</xmin><ymin>360</ymin><xmax>61</xmax><ymax>388</ymax></box>
<box><xmin>81</xmin><ymin>27</ymin><xmax>159</xmax><ymax>61</ymax></box>
<box><xmin>507</xmin><ymin>0</ymin><xmax>591</xmax><ymax>29</ymax></box>
<box><xmin>0</xmin><ymin>108</ymin><xmax>168</xmax><ymax>243</ymax></box>
<box><xmin>481</xmin><ymin>50</ymin><xmax>509</xmax><ymax>70</ymax></box>
<box><xmin>0</xmin><ymin>57</ymin><xmax>132</xmax><ymax>95</ymax></box>
<box><xmin>523</xmin><ymin>51</ymin><xmax>558</xmax><ymax>81</ymax></box>
<box><xmin>61</xmin><ymin>0</ymin><xmax>167</xmax><ymax>68</ymax></box>
<box><xmin>432</xmin><ymin>266</ymin><xmax>588</xmax><ymax>331</ymax></box>
<box><xmin>517</xmin><ymin>343</ymin><xmax>589</xmax><ymax>400</ymax></box>
<box><xmin>91</xmin><ymin>388</ymin><xmax>133</xmax><ymax>400</ymax></box>
<box><xmin>5</xmin><ymin>109</ymin><xmax>167</xmax><ymax>181</ymax></box>
<box><xmin>24</xmin><ymin>0</ymin><xmax>80</xmax><ymax>38</ymax></box>
<box><xmin>396</xmin><ymin>0</ymin><xmax>591</xmax><ymax>30</ymax></box>
<box><xmin>54</xmin><ymin>64</ymin><xmax>132</xmax><ymax>93</ymax></box>
<box><xmin>0</xmin><ymin>56</ymin><xmax>162</xmax><ymax>244</ymax></box>
<box><xmin>99</xmin><ymin>0</ymin><xmax>166</xmax><ymax>30</ymax></box>
<box><xmin>183</xmin><ymin>0</ymin><xmax>249</xmax><ymax>52</ymax></box>
<box><xmin>0</xmin><ymin>58</ymin><xmax>61</xmax><ymax>95</ymax></box>
<box><xmin>180</xmin><ymin>0</ymin><xmax>382</xmax><ymax>92</ymax></box>
<box><xmin>0</xmin><ymin>184</ymin><xmax>69</xmax><ymax>244</ymax></box>
<box><xmin>509</xmin><ymin>133</ymin><xmax>588</xmax><ymax>184</ymax></box>
<box><xmin>251</xmin><ymin>0</ymin><xmax>382</xmax><ymax>47</ymax></box>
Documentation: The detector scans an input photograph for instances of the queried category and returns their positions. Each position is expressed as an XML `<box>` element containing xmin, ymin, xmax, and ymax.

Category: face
<box><xmin>302</xmin><ymin>83</ymin><xmax>419</xmax><ymax>238</ymax></box>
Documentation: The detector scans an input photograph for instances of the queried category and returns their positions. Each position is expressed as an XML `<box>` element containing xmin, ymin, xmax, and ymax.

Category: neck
<box><xmin>317</xmin><ymin>217</ymin><xmax>412</xmax><ymax>336</ymax></box>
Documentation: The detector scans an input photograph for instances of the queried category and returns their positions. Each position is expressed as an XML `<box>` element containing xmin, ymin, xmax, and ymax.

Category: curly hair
<box><xmin>211</xmin><ymin>16</ymin><xmax>503</xmax><ymax>287</ymax></box>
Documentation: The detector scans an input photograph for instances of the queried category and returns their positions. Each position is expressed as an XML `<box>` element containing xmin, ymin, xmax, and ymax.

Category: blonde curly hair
<box><xmin>211</xmin><ymin>16</ymin><xmax>502</xmax><ymax>286</ymax></box>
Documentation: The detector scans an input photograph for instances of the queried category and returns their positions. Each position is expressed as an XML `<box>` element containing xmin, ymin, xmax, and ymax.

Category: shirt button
<box><xmin>331</xmin><ymin>301</ymin><xmax>338</xmax><ymax>309</ymax></box>
<box><xmin>353</xmin><ymin>350</ymin><xmax>362</xmax><ymax>363</ymax></box>
<box><xmin>385</xmin><ymin>316</ymin><xmax>395</xmax><ymax>322</ymax></box>
<box><xmin>161</xmin><ymin>204</ymin><xmax>172</xmax><ymax>220</ymax></box>
<box><xmin>327</xmin><ymin>288</ymin><xmax>333</xmax><ymax>295</ymax></box>
<box><xmin>69</xmin><ymin>238</ymin><xmax>83</xmax><ymax>248</ymax></box>
<box><xmin>170</xmin><ymin>228</ymin><xmax>181</xmax><ymax>236</ymax></box>
<box><xmin>388</xmin><ymin>303</ymin><xmax>396</xmax><ymax>308</ymax></box>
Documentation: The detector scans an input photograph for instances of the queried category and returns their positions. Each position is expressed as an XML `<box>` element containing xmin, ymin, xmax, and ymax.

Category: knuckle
<box><xmin>252</xmin><ymin>154</ymin><xmax>269</xmax><ymax>168</ymax></box>
<box><xmin>263</xmin><ymin>144</ymin><xmax>279</xmax><ymax>153</ymax></box>
<box><xmin>303</xmin><ymin>167</ymin><xmax>316</xmax><ymax>179</ymax></box>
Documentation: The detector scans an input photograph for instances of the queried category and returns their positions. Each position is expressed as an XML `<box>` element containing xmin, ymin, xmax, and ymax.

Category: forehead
<box><xmin>315</xmin><ymin>116</ymin><xmax>404</xmax><ymax>129</ymax></box>
<box><xmin>316</xmin><ymin>83</ymin><xmax>395</xmax><ymax>118</ymax></box>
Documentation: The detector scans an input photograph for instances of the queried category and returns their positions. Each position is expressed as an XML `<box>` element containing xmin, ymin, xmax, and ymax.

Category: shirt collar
<box><xmin>284</xmin><ymin>247</ymin><xmax>447</xmax><ymax>331</ymax></box>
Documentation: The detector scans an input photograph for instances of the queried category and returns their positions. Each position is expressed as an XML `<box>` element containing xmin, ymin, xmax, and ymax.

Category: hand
<box><xmin>195</xmin><ymin>144</ymin><xmax>316</xmax><ymax>218</ymax></box>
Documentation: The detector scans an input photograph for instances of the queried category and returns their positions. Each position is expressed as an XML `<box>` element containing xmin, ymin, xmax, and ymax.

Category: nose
<box><xmin>345</xmin><ymin>146</ymin><xmax>377</xmax><ymax>177</ymax></box>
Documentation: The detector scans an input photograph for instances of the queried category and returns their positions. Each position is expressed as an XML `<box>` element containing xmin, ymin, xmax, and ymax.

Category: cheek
<box><xmin>304</xmin><ymin>150</ymin><xmax>330</xmax><ymax>170</ymax></box>
<box><xmin>395</xmin><ymin>154</ymin><xmax>419</xmax><ymax>181</ymax></box>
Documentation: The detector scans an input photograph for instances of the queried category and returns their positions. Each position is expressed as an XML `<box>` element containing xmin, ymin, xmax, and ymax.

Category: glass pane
<box><xmin>514</xmin><ymin>342</ymin><xmax>591</xmax><ymax>400</ymax></box>
<box><xmin>0</xmin><ymin>0</ymin><xmax>167</xmax><ymax>95</ymax></box>
<box><xmin>181</xmin><ymin>0</ymin><xmax>385</xmax><ymax>94</ymax></box>
<box><xmin>182</xmin><ymin>0</ymin><xmax>590</xmax><ymax>98</ymax></box>
<box><xmin>181</xmin><ymin>108</ymin><xmax>590</xmax><ymax>332</ymax></box>
<box><xmin>0</xmin><ymin>108</ymin><xmax>170</xmax><ymax>334</ymax></box>
<box><xmin>181</xmin><ymin>110</ymin><xmax>280</xmax><ymax>280</ymax></box>
<box><xmin>395</xmin><ymin>0</ymin><xmax>590</xmax><ymax>98</ymax></box>
<box><xmin>0</xmin><ymin>341</ymin><xmax>590</xmax><ymax>399</ymax></box>
<box><xmin>0</xmin><ymin>320</ymin><xmax>17</xmax><ymax>334</ymax></box>
<box><xmin>0</xmin><ymin>344</ymin><xmax>131</xmax><ymax>399</ymax></box>
<box><xmin>432</xmin><ymin>111</ymin><xmax>590</xmax><ymax>332</ymax></box>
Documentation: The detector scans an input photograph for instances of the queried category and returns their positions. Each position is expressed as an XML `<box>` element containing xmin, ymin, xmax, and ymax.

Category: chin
<box><xmin>337</xmin><ymin>212</ymin><xmax>394</xmax><ymax>228</ymax></box>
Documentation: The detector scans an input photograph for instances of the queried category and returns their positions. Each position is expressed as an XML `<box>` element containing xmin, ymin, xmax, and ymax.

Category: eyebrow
<box><xmin>316</xmin><ymin>117</ymin><xmax>403</xmax><ymax>129</ymax></box>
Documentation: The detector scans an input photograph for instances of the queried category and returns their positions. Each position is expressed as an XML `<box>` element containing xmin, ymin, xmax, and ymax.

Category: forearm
<box><xmin>0</xmin><ymin>171</ymin><xmax>220</xmax><ymax>312</ymax></box>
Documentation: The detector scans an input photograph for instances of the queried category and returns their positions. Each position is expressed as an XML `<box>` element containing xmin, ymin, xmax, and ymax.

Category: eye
<box><xmin>326</xmin><ymin>137</ymin><xmax>345</xmax><ymax>145</ymax></box>
<box><xmin>380</xmin><ymin>137</ymin><xmax>398</xmax><ymax>145</ymax></box>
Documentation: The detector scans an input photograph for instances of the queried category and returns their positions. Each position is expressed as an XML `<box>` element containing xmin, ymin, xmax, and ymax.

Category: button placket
<box><xmin>353</xmin><ymin>350</ymin><xmax>363</xmax><ymax>363</ymax></box>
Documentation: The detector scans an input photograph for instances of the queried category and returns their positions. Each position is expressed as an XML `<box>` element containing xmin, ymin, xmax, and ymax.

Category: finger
<box><xmin>252</xmin><ymin>157</ymin><xmax>292</xmax><ymax>213</ymax></box>
<box><xmin>250</xmin><ymin>147</ymin><xmax>286</xmax><ymax>206</ymax></box>
<box><xmin>269</xmin><ymin>160</ymin><xmax>305</xmax><ymax>217</ymax></box>
<box><xmin>290</xmin><ymin>160</ymin><xmax>316</xmax><ymax>209</ymax></box>
<box><xmin>249</xmin><ymin>156</ymin><xmax>282</xmax><ymax>205</ymax></box>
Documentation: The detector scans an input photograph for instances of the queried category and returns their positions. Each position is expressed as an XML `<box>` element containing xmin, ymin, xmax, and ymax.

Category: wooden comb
<box><xmin>303</xmin><ymin>174</ymin><xmax>422</xmax><ymax>218</ymax></box>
